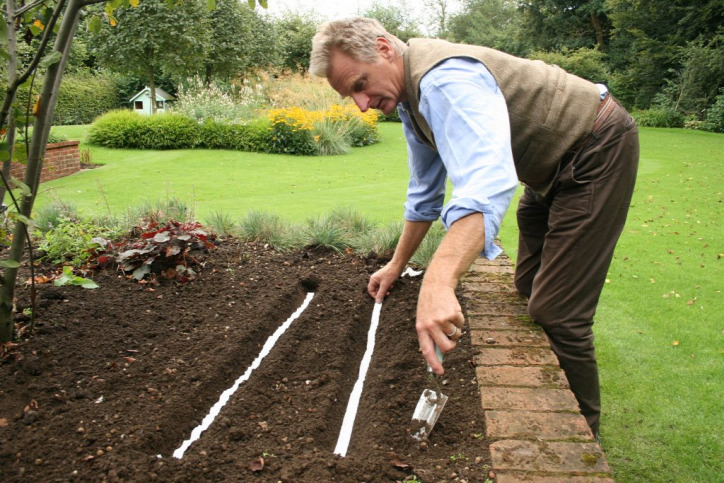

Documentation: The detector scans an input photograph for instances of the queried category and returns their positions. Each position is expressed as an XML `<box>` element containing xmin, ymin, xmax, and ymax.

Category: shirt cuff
<box><xmin>441</xmin><ymin>201</ymin><xmax>503</xmax><ymax>260</ymax></box>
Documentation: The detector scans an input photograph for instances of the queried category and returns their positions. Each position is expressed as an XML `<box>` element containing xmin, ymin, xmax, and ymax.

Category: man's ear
<box><xmin>376</xmin><ymin>37</ymin><xmax>394</xmax><ymax>60</ymax></box>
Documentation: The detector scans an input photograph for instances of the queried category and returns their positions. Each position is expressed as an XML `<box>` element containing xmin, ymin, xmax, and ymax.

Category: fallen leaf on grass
<box><xmin>248</xmin><ymin>457</ymin><xmax>264</xmax><ymax>472</ymax></box>
<box><xmin>672</xmin><ymin>340</ymin><xmax>679</xmax><ymax>347</ymax></box>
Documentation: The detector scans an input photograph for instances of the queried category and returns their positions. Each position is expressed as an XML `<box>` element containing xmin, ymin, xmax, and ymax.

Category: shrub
<box><xmin>313</xmin><ymin>117</ymin><xmax>353</xmax><ymax>156</ymax></box>
<box><xmin>268</xmin><ymin>107</ymin><xmax>317</xmax><ymax>155</ymax></box>
<box><xmin>138</xmin><ymin>113</ymin><xmax>199</xmax><ymax>149</ymax></box>
<box><xmin>267</xmin><ymin>72</ymin><xmax>342</xmax><ymax>111</ymax></box>
<box><xmin>304</xmin><ymin>215</ymin><xmax>349</xmax><ymax>252</ymax></box>
<box><xmin>33</xmin><ymin>201</ymin><xmax>80</xmax><ymax>233</ymax></box>
<box><xmin>197</xmin><ymin>119</ymin><xmax>272</xmax><ymax>152</ymax></box>
<box><xmin>87</xmin><ymin>109</ymin><xmax>145</xmax><ymax>148</ymax></box>
<box><xmin>172</xmin><ymin>76</ymin><xmax>265</xmax><ymax>124</ymax></box>
<box><xmin>111</xmin><ymin>220</ymin><xmax>215</xmax><ymax>281</ymax></box>
<box><xmin>701</xmin><ymin>89</ymin><xmax>724</xmax><ymax>133</ymax></box>
<box><xmin>529</xmin><ymin>47</ymin><xmax>611</xmax><ymax>84</ymax></box>
<box><xmin>238</xmin><ymin>210</ymin><xmax>298</xmax><ymax>249</ymax></box>
<box><xmin>631</xmin><ymin>109</ymin><xmax>685</xmax><ymax>128</ymax></box>
<box><xmin>35</xmin><ymin>217</ymin><xmax>121</xmax><ymax>267</ymax></box>
<box><xmin>54</xmin><ymin>73</ymin><xmax>120</xmax><ymax>125</ymax></box>
<box><xmin>268</xmin><ymin>104</ymin><xmax>379</xmax><ymax>156</ymax></box>
<box><xmin>377</xmin><ymin>108</ymin><xmax>401</xmax><ymax>123</ymax></box>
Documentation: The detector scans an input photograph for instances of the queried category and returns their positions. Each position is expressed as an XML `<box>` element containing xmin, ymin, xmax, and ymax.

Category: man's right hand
<box><xmin>367</xmin><ymin>263</ymin><xmax>404</xmax><ymax>303</ymax></box>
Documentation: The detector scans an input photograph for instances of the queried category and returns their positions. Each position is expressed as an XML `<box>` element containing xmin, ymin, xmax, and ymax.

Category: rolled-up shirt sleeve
<box><xmin>401</xmin><ymin>57</ymin><xmax>519</xmax><ymax>259</ymax></box>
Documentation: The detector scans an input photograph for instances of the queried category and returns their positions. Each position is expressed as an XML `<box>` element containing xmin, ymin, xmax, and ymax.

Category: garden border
<box><xmin>461</xmin><ymin>254</ymin><xmax>614</xmax><ymax>482</ymax></box>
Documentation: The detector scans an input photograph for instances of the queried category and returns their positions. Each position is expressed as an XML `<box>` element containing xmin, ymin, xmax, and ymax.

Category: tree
<box><xmin>275</xmin><ymin>12</ymin><xmax>317</xmax><ymax>73</ymax></box>
<box><xmin>518</xmin><ymin>0</ymin><xmax>610</xmax><ymax>52</ymax></box>
<box><xmin>1</xmin><ymin>0</ymin><xmax>268</xmax><ymax>342</ymax></box>
<box><xmin>447</xmin><ymin>0</ymin><xmax>524</xmax><ymax>55</ymax></box>
<box><xmin>201</xmin><ymin>0</ymin><xmax>278</xmax><ymax>83</ymax></box>
<box><xmin>607</xmin><ymin>0</ymin><xmax>724</xmax><ymax>109</ymax></box>
<box><xmin>88</xmin><ymin>0</ymin><xmax>208</xmax><ymax>114</ymax></box>
<box><xmin>363</xmin><ymin>2</ymin><xmax>423</xmax><ymax>43</ymax></box>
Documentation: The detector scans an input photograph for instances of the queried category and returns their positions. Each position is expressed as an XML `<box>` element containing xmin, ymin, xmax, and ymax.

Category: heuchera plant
<box><xmin>102</xmin><ymin>221</ymin><xmax>215</xmax><ymax>282</ymax></box>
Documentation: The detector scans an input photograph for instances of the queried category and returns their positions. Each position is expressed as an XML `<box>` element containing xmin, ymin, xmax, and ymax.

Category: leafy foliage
<box><xmin>110</xmin><ymin>220</ymin><xmax>215</xmax><ymax>282</ymax></box>
<box><xmin>173</xmin><ymin>76</ymin><xmax>265</xmax><ymax>124</ymax></box>
<box><xmin>35</xmin><ymin>217</ymin><xmax>121</xmax><ymax>267</ymax></box>
<box><xmin>53</xmin><ymin>266</ymin><xmax>99</xmax><ymax>289</ymax></box>
<box><xmin>701</xmin><ymin>89</ymin><xmax>724</xmax><ymax>133</ymax></box>
<box><xmin>529</xmin><ymin>47</ymin><xmax>611</xmax><ymax>84</ymax></box>
<box><xmin>631</xmin><ymin>109</ymin><xmax>685</xmax><ymax>128</ymax></box>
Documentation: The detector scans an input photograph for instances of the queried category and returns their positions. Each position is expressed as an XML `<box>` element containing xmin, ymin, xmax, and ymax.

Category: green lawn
<box><xmin>45</xmin><ymin>123</ymin><xmax>723</xmax><ymax>482</ymax></box>
<box><xmin>40</xmin><ymin>123</ymin><xmax>412</xmax><ymax>223</ymax></box>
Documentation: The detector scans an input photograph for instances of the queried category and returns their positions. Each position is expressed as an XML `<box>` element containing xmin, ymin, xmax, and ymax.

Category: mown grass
<box><xmin>40</xmin><ymin>123</ymin><xmax>723</xmax><ymax>482</ymax></box>
<box><xmin>39</xmin><ymin>123</ymin><xmax>410</xmax><ymax>224</ymax></box>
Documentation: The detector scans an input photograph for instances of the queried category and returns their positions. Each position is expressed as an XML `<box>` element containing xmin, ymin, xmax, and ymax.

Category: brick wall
<box><xmin>9</xmin><ymin>140</ymin><xmax>81</xmax><ymax>184</ymax></box>
<box><xmin>461</xmin><ymin>255</ymin><xmax>614</xmax><ymax>482</ymax></box>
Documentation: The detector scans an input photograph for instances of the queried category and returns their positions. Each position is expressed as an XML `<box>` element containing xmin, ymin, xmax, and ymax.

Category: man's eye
<box><xmin>353</xmin><ymin>80</ymin><xmax>365</xmax><ymax>92</ymax></box>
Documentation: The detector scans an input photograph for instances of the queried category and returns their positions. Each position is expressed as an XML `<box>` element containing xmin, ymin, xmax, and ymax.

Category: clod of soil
<box><xmin>1</xmin><ymin>241</ymin><xmax>491</xmax><ymax>482</ymax></box>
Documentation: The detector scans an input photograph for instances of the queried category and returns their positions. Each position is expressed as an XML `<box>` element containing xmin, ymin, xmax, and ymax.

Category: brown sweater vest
<box><xmin>403</xmin><ymin>38</ymin><xmax>601</xmax><ymax>195</ymax></box>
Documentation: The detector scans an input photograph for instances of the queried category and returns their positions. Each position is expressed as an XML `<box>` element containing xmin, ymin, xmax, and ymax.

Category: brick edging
<box><xmin>461</xmin><ymin>255</ymin><xmax>614</xmax><ymax>482</ymax></box>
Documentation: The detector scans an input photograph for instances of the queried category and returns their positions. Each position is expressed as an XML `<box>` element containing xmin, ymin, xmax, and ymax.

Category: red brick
<box><xmin>477</xmin><ymin>365</ymin><xmax>569</xmax><ymax>388</ymax></box>
<box><xmin>485</xmin><ymin>411</ymin><xmax>593</xmax><ymax>440</ymax></box>
<box><xmin>466</xmin><ymin>263</ymin><xmax>514</xmax><ymax>274</ymax></box>
<box><xmin>471</xmin><ymin>329</ymin><xmax>550</xmax><ymax>347</ymax></box>
<box><xmin>490</xmin><ymin>440</ymin><xmax>610</xmax><ymax>474</ymax></box>
<box><xmin>468</xmin><ymin>314</ymin><xmax>535</xmax><ymax>330</ymax></box>
<box><xmin>481</xmin><ymin>387</ymin><xmax>580</xmax><ymax>411</ymax></box>
<box><xmin>474</xmin><ymin>347</ymin><xmax>558</xmax><ymax>366</ymax></box>
<box><xmin>465</xmin><ymin>281</ymin><xmax>521</xmax><ymax>295</ymax></box>
<box><xmin>496</xmin><ymin>472</ymin><xmax>614</xmax><ymax>482</ymax></box>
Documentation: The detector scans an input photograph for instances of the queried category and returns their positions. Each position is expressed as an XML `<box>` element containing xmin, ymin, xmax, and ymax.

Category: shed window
<box><xmin>156</xmin><ymin>100</ymin><xmax>164</xmax><ymax>109</ymax></box>
<box><xmin>134</xmin><ymin>101</ymin><xmax>143</xmax><ymax>110</ymax></box>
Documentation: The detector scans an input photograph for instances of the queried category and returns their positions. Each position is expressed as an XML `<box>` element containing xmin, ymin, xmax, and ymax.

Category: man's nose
<box><xmin>351</xmin><ymin>93</ymin><xmax>370</xmax><ymax>112</ymax></box>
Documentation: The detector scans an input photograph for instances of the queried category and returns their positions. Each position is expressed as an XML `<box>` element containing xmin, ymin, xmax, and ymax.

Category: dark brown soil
<box><xmin>0</xmin><ymin>241</ymin><xmax>491</xmax><ymax>482</ymax></box>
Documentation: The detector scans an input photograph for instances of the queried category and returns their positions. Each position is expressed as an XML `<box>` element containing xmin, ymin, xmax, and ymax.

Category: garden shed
<box><xmin>129</xmin><ymin>86</ymin><xmax>174</xmax><ymax>115</ymax></box>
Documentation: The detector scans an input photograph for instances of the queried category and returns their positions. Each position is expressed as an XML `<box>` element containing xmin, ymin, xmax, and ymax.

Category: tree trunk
<box><xmin>0</xmin><ymin>0</ymin><xmax>83</xmax><ymax>342</ymax></box>
<box><xmin>149</xmin><ymin>64</ymin><xmax>157</xmax><ymax>115</ymax></box>
<box><xmin>591</xmin><ymin>13</ymin><xmax>605</xmax><ymax>50</ymax></box>
<box><xmin>1</xmin><ymin>0</ymin><xmax>18</xmax><ymax>205</ymax></box>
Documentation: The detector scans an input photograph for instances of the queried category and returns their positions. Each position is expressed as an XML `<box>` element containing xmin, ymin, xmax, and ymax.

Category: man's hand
<box><xmin>367</xmin><ymin>263</ymin><xmax>404</xmax><ymax>303</ymax></box>
<box><xmin>413</xmin><ymin>213</ymin><xmax>486</xmax><ymax>375</ymax></box>
<box><xmin>416</xmin><ymin>283</ymin><xmax>464</xmax><ymax>375</ymax></box>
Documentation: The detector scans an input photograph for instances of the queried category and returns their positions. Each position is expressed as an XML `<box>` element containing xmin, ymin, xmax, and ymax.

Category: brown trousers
<box><xmin>514</xmin><ymin>97</ymin><xmax>639</xmax><ymax>434</ymax></box>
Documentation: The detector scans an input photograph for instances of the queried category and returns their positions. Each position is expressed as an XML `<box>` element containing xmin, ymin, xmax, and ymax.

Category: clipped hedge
<box><xmin>88</xmin><ymin>105</ymin><xmax>380</xmax><ymax>155</ymax></box>
<box><xmin>631</xmin><ymin>109</ymin><xmax>685</xmax><ymax>128</ymax></box>
<box><xmin>54</xmin><ymin>73</ymin><xmax>120</xmax><ymax>125</ymax></box>
<box><xmin>88</xmin><ymin>110</ymin><xmax>273</xmax><ymax>152</ymax></box>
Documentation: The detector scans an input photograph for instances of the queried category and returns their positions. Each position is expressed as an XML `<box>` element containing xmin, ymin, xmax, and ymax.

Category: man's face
<box><xmin>327</xmin><ymin>38</ymin><xmax>405</xmax><ymax>115</ymax></box>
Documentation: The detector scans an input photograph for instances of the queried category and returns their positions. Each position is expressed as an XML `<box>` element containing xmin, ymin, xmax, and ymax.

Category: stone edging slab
<box><xmin>461</xmin><ymin>255</ymin><xmax>614</xmax><ymax>482</ymax></box>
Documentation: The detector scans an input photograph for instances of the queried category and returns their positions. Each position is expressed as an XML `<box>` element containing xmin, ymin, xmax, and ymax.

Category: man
<box><xmin>309</xmin><ymin>18</ymin><xmax>639</xmax><ymax>438</ymax></box>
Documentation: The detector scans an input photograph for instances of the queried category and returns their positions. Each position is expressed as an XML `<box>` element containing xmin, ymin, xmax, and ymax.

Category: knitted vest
<box><xmin>403</xmin><ymin>38</ymin><xmax>601</xmax><ymax>195</ymax></box>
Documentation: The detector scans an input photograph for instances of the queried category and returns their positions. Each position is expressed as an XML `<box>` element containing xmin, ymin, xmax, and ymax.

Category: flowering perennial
<box><xmin>268</xmin><ymin>104</ymin><xmax>379</xmax><ymax>155</ymax></box>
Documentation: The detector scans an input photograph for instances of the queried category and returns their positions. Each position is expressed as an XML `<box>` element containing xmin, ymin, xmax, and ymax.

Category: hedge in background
<box><xmin>631</xmin><ymin>109</ymin><xmax>685</xmax><ymax>128</ymax></box>
<box><xmin>54</xmin><ymin>73</ymin><xmax>121</xmax><ymax>125</ymax></box>
<box><xmin>88</xmin><ymin>110</ymin><xmax>273</xmax><ymax>152</ymax></box>
<box><xmin>88</xmin><ymin>105</ymin><xmax>379</xmax><ymax>155</ymax></box>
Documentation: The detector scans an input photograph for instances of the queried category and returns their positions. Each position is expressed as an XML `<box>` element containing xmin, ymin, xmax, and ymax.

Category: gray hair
<box><xmin>309</xmin><ymin>18</ymin><xmax>408</xmax><ymax>78</ymax></box>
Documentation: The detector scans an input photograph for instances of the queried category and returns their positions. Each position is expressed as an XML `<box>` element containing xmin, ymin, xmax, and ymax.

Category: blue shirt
<box><xmin>399</xmin><ymin>57</ymin><xmax>519</xmax><ymax>260</ymax></box>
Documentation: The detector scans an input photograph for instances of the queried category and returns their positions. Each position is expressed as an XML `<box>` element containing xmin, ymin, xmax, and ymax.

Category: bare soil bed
<box><xmin>1</xmin><ymin>241</ymin><xmax>491</xmax><ymax>482</ymax></box>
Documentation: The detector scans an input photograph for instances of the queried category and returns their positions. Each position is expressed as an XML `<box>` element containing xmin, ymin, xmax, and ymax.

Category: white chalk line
<box><xmin>172</xmin><ymin>292</ymin><xmax>315</xmax><ymax>459</ymax></box>
<box><xmin>333</xmin><ymin>301</ymin><xmax>382</xmax><ymax>457</ymax></box>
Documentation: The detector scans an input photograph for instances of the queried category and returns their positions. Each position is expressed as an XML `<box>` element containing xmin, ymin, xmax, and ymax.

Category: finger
<box><xmin>367</xmin><ymin>279</ymin><xmax>379</xmax><ymax>299</ymax></box>
<box><xmin>420</xmin><ymin>335</ymin><xmax>445</xmax><ymax>375</ymax></box>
